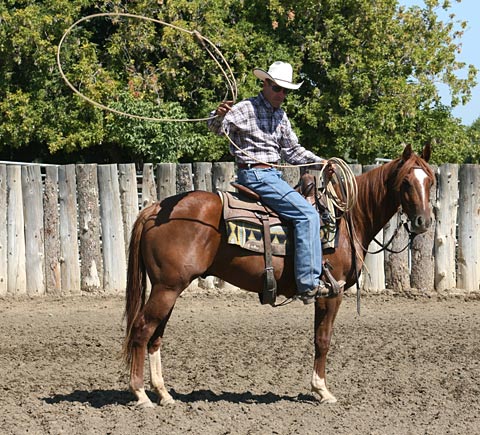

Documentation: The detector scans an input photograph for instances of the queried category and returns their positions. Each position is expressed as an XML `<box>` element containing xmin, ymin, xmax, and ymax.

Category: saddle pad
<box><xmin>226</xmin><ymin>220</ymin><xmax>291</xmax><ymax>256</ymax></box>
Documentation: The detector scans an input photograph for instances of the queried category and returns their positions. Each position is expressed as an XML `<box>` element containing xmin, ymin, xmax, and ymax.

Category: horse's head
<box><xmin>394</xmin><ymin>144</ymin><xmax>435</xmax><ymax>234</ymax></box>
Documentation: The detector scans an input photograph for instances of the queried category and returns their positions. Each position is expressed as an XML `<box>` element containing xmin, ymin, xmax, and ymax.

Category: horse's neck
<box><xmin>353</xmin><ymin>164</ymin><xmax>400</xmax><ymax>247</ymax></box>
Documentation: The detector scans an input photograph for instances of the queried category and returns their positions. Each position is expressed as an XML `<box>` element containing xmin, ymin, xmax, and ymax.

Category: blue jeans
<box><xmin>237</xmin><ymin>168</ymin><xmax>322</xmax><ymax>293</ymax></box>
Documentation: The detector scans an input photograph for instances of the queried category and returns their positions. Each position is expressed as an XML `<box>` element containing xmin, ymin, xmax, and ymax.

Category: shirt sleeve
<box><xmin>279</xmin><ymin>117</ymin><xmax>324</xmax><ymax>164</ymax></box>
<box><xmin>207</xmin><ymin>110</ymin><xmax>225</xmax><ymax>135</ymax></box>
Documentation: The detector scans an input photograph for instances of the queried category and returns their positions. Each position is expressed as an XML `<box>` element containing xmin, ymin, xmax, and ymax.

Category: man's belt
<box><xmin>237</xmin><ymin>162</ymin><xmax>277</xmax><ymax>169</ymax></box>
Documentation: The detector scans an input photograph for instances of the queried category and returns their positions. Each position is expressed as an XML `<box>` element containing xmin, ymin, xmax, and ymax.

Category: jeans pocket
<box><xmin>254</xmin><ymin>168</ymin><xmax>279</xmax><ymax>183</ymax></box>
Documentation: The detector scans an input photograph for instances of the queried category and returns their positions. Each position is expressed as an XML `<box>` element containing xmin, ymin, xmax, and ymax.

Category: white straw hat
<box><xmin>253</xmin><ymin>61</ymin><xmax>303</xmax><ymax>90</ymax></box>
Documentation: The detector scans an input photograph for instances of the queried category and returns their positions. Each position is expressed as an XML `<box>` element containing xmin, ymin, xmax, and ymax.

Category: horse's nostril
<box><xmin>414</xmin><ymin>215</ymin><xmax>431</xmax><ymax>229</ymax></box>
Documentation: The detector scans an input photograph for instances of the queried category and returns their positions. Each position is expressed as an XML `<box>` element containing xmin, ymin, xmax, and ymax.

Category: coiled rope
<box><xmin>324</xmin><ymin>157</ymin><xmax>358</xmax><ymax>212</ymax></box>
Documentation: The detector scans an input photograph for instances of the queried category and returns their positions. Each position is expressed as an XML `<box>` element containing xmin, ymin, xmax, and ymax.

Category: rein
<box><xmin>368</xmin><ymin>212</ymin><xmax>417</xmax><ymax>255</ymax></box>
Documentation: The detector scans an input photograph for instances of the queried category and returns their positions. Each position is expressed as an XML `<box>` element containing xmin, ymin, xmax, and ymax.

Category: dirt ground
<box><xmin>0</xmin><ymin>290</ymin><xmax>479</xmax><ymax>435</ymax></box>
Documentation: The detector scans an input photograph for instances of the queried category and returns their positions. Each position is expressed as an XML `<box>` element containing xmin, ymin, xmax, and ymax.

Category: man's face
<box><xmin>262</xmin><ymin>79</ymin><xmax>289</xmax><ymax>108</ymax></box>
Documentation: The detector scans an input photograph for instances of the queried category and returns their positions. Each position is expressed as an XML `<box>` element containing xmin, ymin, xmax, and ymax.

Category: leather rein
<box><xmin>367</xmin><ymin>211</ymin><xmax>418</xmax><ymax>255</ymax></box>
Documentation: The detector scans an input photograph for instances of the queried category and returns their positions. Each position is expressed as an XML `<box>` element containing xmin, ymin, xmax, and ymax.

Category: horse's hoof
<box><xmin>312</xmin><ymin>388</ymin><xmax>338</xmax><ymax>404</ymax></box>
<box><xmin>320</xmin><ymin>396</ymin><xmax>337</xmax><ymax>404</ymax></box>
<box><xmin>136</xmin><ymin>399</ymin><xmax>156</xmax><ymax>409</ymax></box>
<box><xmin>159</xmin><ymin>396</ymin><xmax>175</xmax><ymax>406</ymax></box>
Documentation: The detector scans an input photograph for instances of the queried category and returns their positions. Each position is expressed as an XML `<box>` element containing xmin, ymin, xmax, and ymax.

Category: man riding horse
<box><xmin>208</xmin><ymin>61</ymin><xmax>343</xmax><ymax>304</ymax></box>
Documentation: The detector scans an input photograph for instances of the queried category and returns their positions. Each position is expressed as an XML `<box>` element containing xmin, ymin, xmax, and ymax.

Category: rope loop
<box><xmin>56</xmin><ymin>12</ymin><xmax>238</xmax><ymax>122</ymax></box>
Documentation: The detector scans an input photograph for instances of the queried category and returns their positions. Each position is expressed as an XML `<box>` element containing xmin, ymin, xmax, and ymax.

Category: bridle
<box><xmin>357</xmin><ymin>163</ymin><xmax>432</xmax><ymax>255</ymax></box>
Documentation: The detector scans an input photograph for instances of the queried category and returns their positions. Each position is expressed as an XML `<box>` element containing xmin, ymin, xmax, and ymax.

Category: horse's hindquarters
<box><xmin>141</xmin><ymin>191</ymin><xmax>224</xmax><ymax>288</ymax></box>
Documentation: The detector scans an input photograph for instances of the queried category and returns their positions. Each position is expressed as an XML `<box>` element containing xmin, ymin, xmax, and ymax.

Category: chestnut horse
<box><xmin>123</xmin><ymin>144</ymin><xmax>434</xmax><ymax>407</ymax></box>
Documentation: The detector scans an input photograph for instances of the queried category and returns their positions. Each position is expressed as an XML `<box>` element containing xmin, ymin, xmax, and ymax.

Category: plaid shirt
<box><xmin>208</xmin><ymin>92</ymin><xmax>323</xmax><ymax>165</ymax></box>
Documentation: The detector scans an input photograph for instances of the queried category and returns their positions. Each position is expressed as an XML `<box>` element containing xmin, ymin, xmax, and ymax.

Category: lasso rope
<box><xmin>57</xmin><ymin>12</ymin><xmax>357</xmax><ymax>210</ymax></box>
<box><xmin>56</xmin><ymin>12</ymin><xmax>238</xmax><ymax>122</ymax></box>
<box><xmin>324</xmin><ymin>157</ymin><xmax>358</xmax><ymax>212</ymax></box>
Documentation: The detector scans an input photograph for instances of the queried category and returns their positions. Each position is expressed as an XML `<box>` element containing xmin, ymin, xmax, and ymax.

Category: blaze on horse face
<box><xmin>397</xmin><ymin>144</ymin><xmax>435</xmax><ymax>234</ymax></box>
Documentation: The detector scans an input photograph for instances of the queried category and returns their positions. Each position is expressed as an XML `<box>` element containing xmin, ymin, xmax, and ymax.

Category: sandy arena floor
<box><xmin>0</xmin><ymin>291</ymin><xmax>479</xmax><ymax>435</ymax></box>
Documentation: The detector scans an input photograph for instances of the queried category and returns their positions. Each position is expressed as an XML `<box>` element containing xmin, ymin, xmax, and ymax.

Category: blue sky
<box><xmin>398</xmin><ymin>0</ymin><xmax>479</xmax><ymax>125</ymax></box>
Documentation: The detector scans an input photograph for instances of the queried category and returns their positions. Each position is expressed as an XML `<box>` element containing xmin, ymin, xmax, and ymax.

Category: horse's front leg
<box><xmin>311</xmin><ymin>295</ymin><xmax>343</xmax><ymax>403</ymax></box>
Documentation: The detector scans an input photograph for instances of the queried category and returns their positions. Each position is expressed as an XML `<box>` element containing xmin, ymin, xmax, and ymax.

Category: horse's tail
<box><xmin>122</xmin><ymin>203</ymin><xmax>159</xmax><ymax>366</ymax></box>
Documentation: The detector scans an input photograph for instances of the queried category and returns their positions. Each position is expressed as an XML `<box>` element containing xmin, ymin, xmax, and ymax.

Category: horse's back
<box><xmin>142</xmin><ymin>190</ymin><xmax>223</xmax><ymax>239</ymax></box>
<box><xmin>140</xmin><ymin>190</ymin><xmax>224</xmax><ymax>283</ymax></box>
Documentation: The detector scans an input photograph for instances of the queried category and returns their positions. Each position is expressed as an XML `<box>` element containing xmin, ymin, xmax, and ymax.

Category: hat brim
<box><xmin>253</xmin><ymin>68</ymin><xmax>303</xmax><ymax>90</ymax></box>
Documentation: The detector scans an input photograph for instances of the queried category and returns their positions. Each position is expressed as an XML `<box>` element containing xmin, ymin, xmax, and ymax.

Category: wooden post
<box><xmin>176</xmin><ymin>163</ymin><xmax>193</xmax><ymax>193</ymax></box>
<box><xmin>349</xmin><ymin>164</ymin><xmax>363</xmax><ymax>177</ymax></box>
<box><xmin>119</xmin><ymin>163</ymin><xmax>139</xmax><ymax>256</ymax></box>
<box><xmin>7</xmin><ymin>165</ymin><xmax>27</xmax><ymax>295</ymax></box>
<box><xmin>58</xmin><ymin>164</ymin><xmax>81</xmax><ymax>294</ymax></box>
<box><xmin>212</xmin><ymin>162</ymin><xmax>235</xmax><ymax>192</ymax></box>
<box><xmin>193</xmin><ymin>162</ymin><xmax>212</xmax><ymax>191</ymax></box>
<box><xmin>141</xmin><ymin>163</ymin><xmax>157</xmax><ymax>208</ymax></box>
<box><xmin>22</xmin><ymin>165</ymin><xmax>45</xmax><ymax>295</ymax></box>
<box><xmin>410</xmin><ymin>165</ymin><xmax>437</xmax><ymax>292</ymax></box>
<box><xmin>156</xmin><ymin>163</ymin><xmax>176</xmax><ymax>199</ymax></box>
<box><xmin>434</xmin><ymin>164</ymin><xmax>459</xmax><ymax>291</ymax></box>
<box><xmin>44</xmin><ymin>166</ymin><xmax>61</xmax><ymax>294</ymax></box>
<box><xmin>0</xmin><ymin>165</ymin><xmax>7</xmax><ymax>296</ymax></box>
<box><xmin>98</xmin><ymin>165</ymin><xmax>127</xmax><ymax>294</ymax></box>
<box><xmin>457</xmin><ymin>164</ymin><xmax>480</xmax><ymax>291</ymax></box>
<box><xmin>384</xmin><ymin>213</ymin><xmax>410</xmax><ymax>292</ymax></box>
<box><xmin>281</xmin><ymin>166</ymin><xmax>300</xmax><ymax>187</ymax></box>
<box><xmin>76</xmin><ymin>164</ymin><xmax>103</xmax><ymax>292</ymax></box>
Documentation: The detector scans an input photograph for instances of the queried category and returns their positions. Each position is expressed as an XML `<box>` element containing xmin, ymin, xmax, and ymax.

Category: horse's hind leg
<box><xmin>129</xmin><ymin>286</ymin><xmax>179</xmax><ymax>408</ymax></box>
<box><xmin>149</xmin><ymin>345</ymin><xmax>174</xmax><ymax>405</ymax></box>
<box><xmin>148</xmin><ymin>313</ymin><xmax>175</xmax><ymax>405</ymax></box>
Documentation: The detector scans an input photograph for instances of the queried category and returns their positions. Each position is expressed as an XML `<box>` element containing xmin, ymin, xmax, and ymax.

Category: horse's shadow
<box><xmin>43</xmin><ymin>389</ymin><xmax>316</xmax><ymax>408</ymax></box>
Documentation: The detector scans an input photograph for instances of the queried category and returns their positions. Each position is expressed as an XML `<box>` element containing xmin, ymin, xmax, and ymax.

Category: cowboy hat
<box><xmin>253</xmin><ymin>61</ymin><xmax>303</xmax><ymax>90</ymax></box>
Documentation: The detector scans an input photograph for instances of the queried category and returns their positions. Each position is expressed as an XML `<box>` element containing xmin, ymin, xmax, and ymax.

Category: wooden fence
<box><xmin>0</xmin><ymin>161</ymin><xmax>479</xmax><ymax>298</ymax></box>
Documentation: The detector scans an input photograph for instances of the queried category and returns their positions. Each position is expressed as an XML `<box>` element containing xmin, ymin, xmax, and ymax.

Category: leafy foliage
<box><xmin>0</xmin><ymin>0</ymin><xmax>477</xmax><ymax>164</ymax></box>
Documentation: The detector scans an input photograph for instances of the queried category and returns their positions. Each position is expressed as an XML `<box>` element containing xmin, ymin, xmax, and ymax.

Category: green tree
<box><xmin>267</xmin><ymin>0</ymin><xmax>477</xmax><ymax>163</ymax></box>
<box><xmin>0</xmin><ymin>0</ymin><xmax>477</xmax><ymax>164</ymax></box>
<box><xmin>465</xmin><ymin>117</ymin><xmax>480</xmax><ymax>162</ymax></box>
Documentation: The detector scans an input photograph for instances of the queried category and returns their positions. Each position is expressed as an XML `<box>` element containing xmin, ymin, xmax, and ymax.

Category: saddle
<box><xmin>220</xmin><ymin>173</ymin><xmax>339</xmax><ymax>306</ymax></box>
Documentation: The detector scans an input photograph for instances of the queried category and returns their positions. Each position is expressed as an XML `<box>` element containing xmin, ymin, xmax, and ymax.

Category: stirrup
<box><xmin>322</xmin><ymin>266</ymin><xmax>345</xmax><ymax>296</ymax></box>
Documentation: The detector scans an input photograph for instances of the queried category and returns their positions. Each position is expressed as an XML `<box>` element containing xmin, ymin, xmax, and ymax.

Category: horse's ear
<box><xmin>421</xmin><ymin>143</ymin><xmax>431</xmax><ymax>162</ymax></box>
<box><xmin>402</xmin><ymin>144</ymin><xmax>413</xmax><ymax>161</ymax></box>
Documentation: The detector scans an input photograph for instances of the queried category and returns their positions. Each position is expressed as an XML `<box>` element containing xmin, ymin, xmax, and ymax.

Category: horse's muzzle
<box><xmin>411</xmin><ymin>214</ymin><xmax>432</xmax><ymax>234</ymax></box>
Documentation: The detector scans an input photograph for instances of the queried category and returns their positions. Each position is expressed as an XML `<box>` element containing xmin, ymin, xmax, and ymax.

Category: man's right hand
<box><xmin>216</xmin><ymin>100</ymin><xmax>233</xmax><ymax>116</ymax></box>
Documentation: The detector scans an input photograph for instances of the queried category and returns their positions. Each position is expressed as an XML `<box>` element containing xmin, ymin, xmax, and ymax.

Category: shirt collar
<box><xmin>258</xmin><ymin>91</ymin><xmax>277</xmax><ymax>112</ymax></box>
